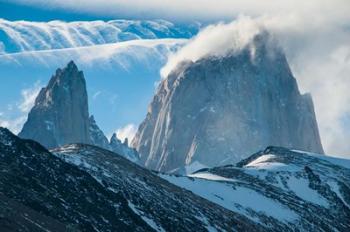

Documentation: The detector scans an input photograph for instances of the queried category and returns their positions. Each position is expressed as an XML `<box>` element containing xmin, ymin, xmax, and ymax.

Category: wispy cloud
<box><xmin>92</xmin><ymin>91</ymin><xmax>101</xmax><ymax>100</ymax></box>
<box><xmin>0</xmin><ymin>81</ymin><xmax>42</xmax><ymax>134</ymax></box>
<box><xmin>115</xmin><ymin>123</ymin><xmax>137</xmax><ymax>142</ymax></box>
<box><xmin>18</xmin><ymin>80</ymin><xmax>42</xmax><ymax>113</ymax></box>
<box><xmin>9</xmin><ymin>0</ymin><xmax>350</xmax><ymax>23</ymax></box>
<box><xmin>0</xmin><ymin>115</ymin><xmax>27</xmax><ymax>134</ymax></box>
<box><xmin>161</xmin><ymin>16</ymin><xmax>262</xmax><ymax>78</ymax></box>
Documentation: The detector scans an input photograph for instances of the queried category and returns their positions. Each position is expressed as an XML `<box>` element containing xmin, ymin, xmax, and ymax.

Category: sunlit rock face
<box><xmin>132</xmin><ymin>32</ymin><xmax>324</xmax><ymax>172</ymax></box>
<box><xmin>19</xmin><ymin>61</ymin><xmax>91</xmax><ymax>148</ymax></box>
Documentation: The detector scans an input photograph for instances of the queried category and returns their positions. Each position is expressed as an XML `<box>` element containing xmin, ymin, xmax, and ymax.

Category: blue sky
<box><xmin>0</xmin><ymin>0</ymin><xmax>350</xmax><ymax>157</ymax></box>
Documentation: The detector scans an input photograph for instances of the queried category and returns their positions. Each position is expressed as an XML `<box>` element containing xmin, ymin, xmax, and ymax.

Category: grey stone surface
<box><xmin>89</xmin><ymin>115</ymin><xmax>110</xmax><ymax>150</ymax></box>
<box><xmin>19</xmin><ymin>61</ymin><xmax>140</xmax><ymax>162</ymax></box>
<box><xmin>19</xmin><ymin>61</ymin><xmax>91</xmax><ymax>148</ymax></box>
<box><xmin>132</xmin><ymin>32</ymin><xmax>324</xmax><ymax>172</ymax></box>
<box><xmin>110</xmin><ymin>133</ymin><xmax>139</xmax><ymax>163</ymax></box>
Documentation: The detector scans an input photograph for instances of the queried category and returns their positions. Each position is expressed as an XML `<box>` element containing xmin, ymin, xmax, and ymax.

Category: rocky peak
<box><xmin>0</xmin><ymin>127</ymin><xmax>16</xmax><ymax>146</ymax></box>
<box><xmin>110</xmin><ymin>133</ymin><xmax>139</xmax><ymax>163</ymax></box>
<box><xmin>88</xmin><ymin>115</ymin><xmax>110</xmax><ymax>149</ymax></box>
<box><xmin>19</xmin><ymin>61</ymin><xmax>91</xmax><ymax>148</ymax></box>
<box><xmin>123</xmin><ymin>138</ymin><xmax>129</xmax><ymax>146</ymax></box>
<box><xmin>110</xmin><ymin>133</ymin><xmax>119</xmax><ymax>144</ymax></box>
<box><xmin>18</xmin><ymin>61</ymin><xmax>141</xmax><ymax>162</ymax></box>
<box><xmin>132</xmin><ymin>31</ymin><xmax>324</xmax><ymax>172</ymax></box>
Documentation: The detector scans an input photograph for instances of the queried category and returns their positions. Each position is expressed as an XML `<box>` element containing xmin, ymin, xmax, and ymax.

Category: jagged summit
<box><xmin>18</xmin><ymin>61</ymin><xmax>140</xmax><ymax>162</ymax></box>
<box><xmin>110</xmin><ymin>133</ymin><xmax>139</xmax><ymax>162</ymax></box>
<box><xmin>19</xmin><ymin>61</ymin><xmax>90</xmax><ymax>148</ymax></box>
<box><xmin>88</xmin><ymin>115</ymin><xmax>110</xmax><ymax>150</ymax></box>
<box><xmin>132</xmin><ymin>31</ymin><xmax>323</xmax><ymax>172</ymax></box>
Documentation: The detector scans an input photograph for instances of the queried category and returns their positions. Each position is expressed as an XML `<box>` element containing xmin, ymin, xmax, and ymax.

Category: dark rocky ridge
<box><xmin>132</xmin><ymin>32</ymin><xmax>324</xmax><ymax>172</ymax></box>
<box><xmin>1</xmin><ymin>127</ymin><xmax>262</xmax><ymax>231</ymax></box>
<box><xmin>0</xmin><ymin>128</ymin><xmax>151</xmax><ymax>231</ymax></box>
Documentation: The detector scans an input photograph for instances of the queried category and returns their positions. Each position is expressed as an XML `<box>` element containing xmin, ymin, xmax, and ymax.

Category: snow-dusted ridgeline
<box><xmin>160</xmin><ymin>147</ymin><xmax>350</xmax><ymax>231</ymax></box>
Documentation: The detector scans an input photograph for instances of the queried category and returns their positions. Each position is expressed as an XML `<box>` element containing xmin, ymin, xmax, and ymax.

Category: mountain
<box><xmin>0</xmin><ymin>38</ymin><xmax>185</xmax><ymax>138</ymax></box>
<box><xmin>52</xmin><ymin>144</ymin><xmax>263</xmax><ymax>231</ymax></box>
<box><xmin>2</xmin><ymin>126</ymin><xmax>349</xmax><ymax>231</ymax></box>
<box><xmin>132</xmin><ymin>31</ymin><xmax>324</xmax><ymax>172</ymax></box>
<box><xmin>0</xmin><ymin>19</ymin><xmax>199</xmax><ymax>54</ymax></box>
<box><xmin>161</xmin><ymin>147</ymin><xmax>350</xmax><ymax>231</ymax></box>
<box><xmin>89</xmin><ymin>115</ymin><xmax>110</xmax><ymax>149</ymax></box>
<box><xmin>19</xmin><ymin>61</ymin><xmax>91</xmax><ymax>148</ymax></box>
<box><xmin>0</xmin><ymin>19</ymin><xmax>195</xmax><ymax>138</ymax></box>
<box><xmin>0</xmin><ymin>127</ymin><xmax>155</xmax><ymax>231</ymax></box>
<box><xmin>0</xmin><ymin>127</ymin><xmax>262</xmax><ymax>231</ymax></box>
<box><xmin>18</xmin><ymin>61</ymin><xmax>138</xmax><ymax>161</ymax></box>
<box><xmin>110</xmin><ymin>133</ymin><xmax>139</xmax><ymax>163</ymax></box>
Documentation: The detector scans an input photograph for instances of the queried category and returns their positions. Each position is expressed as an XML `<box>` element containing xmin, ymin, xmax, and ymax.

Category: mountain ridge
<box><xmin>18</xmin><ymin>61</ymin><xmax>139</xmax><ymax>161</ymax></box>
<box><xmin>132</xmin><ymin>31</ymin><xmax>323</xmax><ymax>172</ymax></box>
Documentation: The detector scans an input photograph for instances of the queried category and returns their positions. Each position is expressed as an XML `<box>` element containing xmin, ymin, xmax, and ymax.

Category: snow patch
<box><xmin>161</xmin><ymin>174</ymin><xmax>298</xmax><ymax>223</ymax></box>
<box><xmin>287</xmin><ymin>176</ymin><xmax>329</xmax><ymax>207</ymax></box>
<box><xmin>127</xmin><ymin>201</ymin><xmax>165</xmax><ymax>232</ymax></box>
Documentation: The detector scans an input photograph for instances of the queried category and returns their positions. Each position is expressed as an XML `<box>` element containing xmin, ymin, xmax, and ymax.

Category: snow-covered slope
<box><xmin>1</xmin><ymin>127</ymin><xmax>262</xmax><ymax>231</ymax></box>
<box><xmin>161</xmin><ymin>147</ymin><xmax>350</xmax><ymax>231</ymax></box>
<box><xmin>0</xmin><ymin>19</ymin><xmax>199</xmax><ymax>54</ymax></box>
<box><xmin>3</xmin><ymin>126</ymin><xmax>348</xmax><ymax>231</ymax></box>
<box><xmin>52</xmin><ymin>143</ymin><xmax>262</xmax><ymax>231</ymax></box>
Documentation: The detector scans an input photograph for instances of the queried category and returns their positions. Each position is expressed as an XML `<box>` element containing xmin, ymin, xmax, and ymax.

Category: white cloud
<box><xmin>5</xmin><ymin>0</ymin><xmax>350</xmax><ymax>157</ymax></box>
<box><xmin>0</xmin><ymin>115</ymin><xmax>27</xmax><ymax>134</ymax></box>
<box><xmin>161</xmin><ymin>16</ymin><xmax>263</xmax><ymax>78</ymax></box>
<box><xmin>0</xmin><ymin>81</ymin><xmax>42</xmax><ymax>134</ymax></box>
<box><xmin>92</xmin><ymin>91</ymin><xmax>101</xmax><ymax>100</ymax></box>
<box><xmin>18</xmin><ymin>81</ymin><xmax>42</xmax><ymax>113</ymax></box>
<box><xmin>9</xmin><ymin>0</ymin><xmax>350</xmax><ymax>23</ymax></box>
<box><xmin>292</xmin><ymin>45</ymin><xmax>350</xmax><ymax>158</ymax></box>
<box><xmin>109</xmin><ymin>94</ymin><xmax>118</xmax><ymax>105</ymax></box>
<box><xmin>116</xmin><ymin>124</ymin><xmax>137</xmax><ymax>143</ymax></box>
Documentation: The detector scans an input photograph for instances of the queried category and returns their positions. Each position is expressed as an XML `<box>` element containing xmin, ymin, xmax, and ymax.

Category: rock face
<box><xmin>89</xmin><ymin>115</ymin><xmax>110</xmax><ymax>150</ymax></box>
<box><xmin>110</xmin><ymin>133</ymin><xmax>139</xmax><ymax>162</ymax></box>
<box><xmin>132</xmin><ymin>32</ymin><xmax>324</xmax><ymax>172</ymax></box>
<box><xmin>19</xmin><ymin>61</ymin><xmax>91</xmax><ymax>148</ymax></box>
<box><xmin>19</xmin><ymin>61</ymin><xmax>139</xmax><ymax>162</ymax></box>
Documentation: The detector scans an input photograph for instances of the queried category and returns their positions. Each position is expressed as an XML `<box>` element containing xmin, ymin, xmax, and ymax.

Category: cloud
<box><xmin>4</xmin><ymin>0</ymin><xmax>350</xmax><ymax>157</ymax></box>
<box><xmin>116</xmin><ymin>123</ymin><xmax>137</xmax><ymax>142</ymax></box>
<box><xmin>161</xmin><ymin>16</ymin><xmax>263</xmax><ymax>78</ymax></box>
<box><xmin>160</xmin><ymin>15</ymin><xmax>350</xmax><ymax>157</ymax></box>
<box><xmin>92</xmin><ymin>91</ymin><xmax>101</xmax><ymax>100</ymax></box>
<box><xmin>292</xmin><ymin>45</ymin><xmax>350</xmax><ymax>158</ymax></box>
<box><xmin>8</xmin><ymin>0</ymin><xmax>350</xmax><ymax>23</ymax></box>
<box><xmin>0</xmin><ymin>81</ymin><xmax>42</xmax><ymax>134</ymax></box>
<box><xmin>18</xmin><ymin>80</ymin><xmax>42</xmax><ymax>113</ymax></box>
<box><xmin>0</xmin><ymin>115</ymin><xmax>27</xmax><ymax>134</ymax></box>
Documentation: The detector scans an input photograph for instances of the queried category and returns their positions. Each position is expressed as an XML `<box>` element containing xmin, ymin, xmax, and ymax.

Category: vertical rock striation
<box><xmin>19</xmin><ymin>61</ymin><xmax>139</xmax><ymax>162</ymax></box>
<box><xmin>132</xmin><ymin>32</ymin><xmax>324</xmax><ymax>172</ymax></box>
<box><xmin>19</xmin><ymin>61</ymin><xmax>91</xmax><ymax>148</ymax></box>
